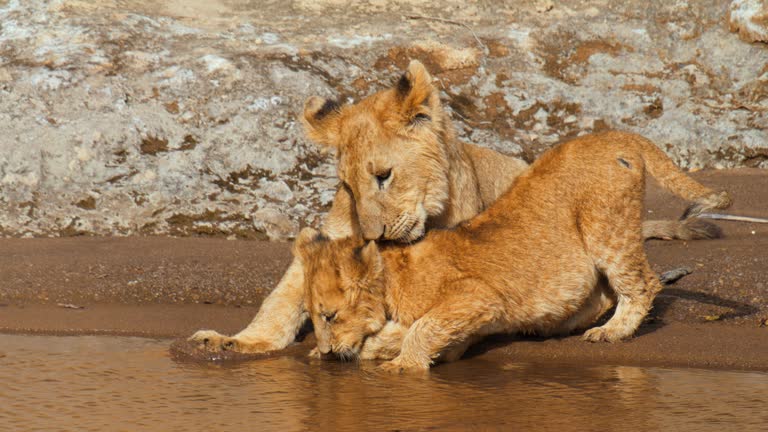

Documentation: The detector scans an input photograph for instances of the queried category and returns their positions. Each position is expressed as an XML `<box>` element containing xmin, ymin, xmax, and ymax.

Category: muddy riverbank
<box><xmin>1</xmin><ymin>169</ymin><xmax>767</xmax><ymax>371</ymax></box>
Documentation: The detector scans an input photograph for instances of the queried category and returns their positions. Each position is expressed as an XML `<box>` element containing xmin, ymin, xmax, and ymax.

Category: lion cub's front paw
<box><xmin>188</xmin><ymin>330</ymin><xmax>280</xmax><ymax>354</ymax></box>
<box><xmin>582</xmin><ymin>326</ymin><xmax>627</xmax><ymax>343</ymax></box>
<box><xmin>377</xmin><ymin>360</ymin><xmax>406</xmax><ymax>374</ymax></box>
<box><xmin>188</xmin><ymin>330</ymin><xmax>262</xmax><ymax>353</ymax></box>
<box><xmin>377</xmin><ymin>358</ymin><xmax>429</xmax><ymax>374</ymax></box>
<box><xmin>188</xmin><ymin>330</ymin><xmax>231</xmax><ymax>351</ymax></box>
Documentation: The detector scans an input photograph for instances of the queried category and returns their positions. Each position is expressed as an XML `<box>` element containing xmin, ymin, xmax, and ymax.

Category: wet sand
<box><xmin>1</xmin><ymin>169</ymin><xmax>767</xmax><ymax>371</ymax></box>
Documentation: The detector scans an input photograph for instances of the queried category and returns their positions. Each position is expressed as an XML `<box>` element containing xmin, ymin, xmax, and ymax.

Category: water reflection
<box><xmin>1</xmin><ymin>335</ymin><xmax>766</xmax><ymax>431</ymax></box>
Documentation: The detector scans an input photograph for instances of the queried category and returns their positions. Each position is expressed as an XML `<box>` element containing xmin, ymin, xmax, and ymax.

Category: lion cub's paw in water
<box><xmin>188</xmin><ymin>330</ymin><xmax>275</xmax><ymax>354</ymax></box>
<box><xmin>294</xmin><ymin>131</ymin><xmax>732</xmax><ymax>371</ymax></box>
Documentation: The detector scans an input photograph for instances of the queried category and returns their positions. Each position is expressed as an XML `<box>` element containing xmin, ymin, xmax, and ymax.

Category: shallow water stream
<box><xmin>1</xmin><ymin>335</ymin><xmax>766</xmax><ymax>431</ymax></box>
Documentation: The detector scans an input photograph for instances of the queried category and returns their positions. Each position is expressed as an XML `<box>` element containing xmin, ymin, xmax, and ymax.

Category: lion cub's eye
<box><xmin>375</xmin><ymin>169</ymin><xmax>392</xmax><ymax>189</ymax></box>
<box><xmin>412</xmin><ymin>113</ymin><xmax>431</xmax><ymax>123</ymax></box>
<box><xmin>321</xmin><ymin>311</ymin><xmax>337</xmax><ymax>323</ymax></box>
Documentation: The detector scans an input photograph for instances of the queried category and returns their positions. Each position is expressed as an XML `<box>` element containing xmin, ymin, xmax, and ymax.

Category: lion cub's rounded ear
<box><xmin>395</xmin><ymin>60</ymin><xmax>438</xmax><ymax>121</ymax></box>
<box><xmin>292</xmin><ymin>227</ymin><xmax>325</xmax><ymax>261</ymax></box>
<box><xmin>359</xmin><ymin>240</ymin><xmax>383</xmax><ymax>278</ymax></box>
<box><xmin>302</xmin><ymin>96</ymin><xmax>342</xmax><ymax>149</ymax></box>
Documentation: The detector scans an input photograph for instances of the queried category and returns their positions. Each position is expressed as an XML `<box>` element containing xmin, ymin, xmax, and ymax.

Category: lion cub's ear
<box><xmin>358</xmin><ymin>240</ymin><xmax>383</xmax><ymax>286</ymax></box>
<box><xmin>302</xmin><ymin>96</ymin><xmax>342</xmax><ymax>149</ymax></box>
<box><xmin>292</xmin><ymin>227</ymin><xmax>326</xmax><ymax>262</ymax></box>
<box><xmin>395</xmin><ymin>60</ymin><xmax>438</xmax><ymax>122</ymax></box>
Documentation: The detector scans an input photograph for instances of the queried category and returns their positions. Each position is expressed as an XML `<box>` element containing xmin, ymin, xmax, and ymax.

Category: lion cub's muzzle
<box><xmin>384</xmin><ymin>211</ymin><xmax>426</xmax><ymax>243</ymax></box>
<box><xmin>327</xmin><ymin>341</ymin><xmax>364</xmax><ymax>362</ymax></box>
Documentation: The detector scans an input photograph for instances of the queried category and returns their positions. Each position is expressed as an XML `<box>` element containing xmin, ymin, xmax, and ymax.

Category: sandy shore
<box><xmin>1</xmin><ymin>169</ymin><xmax>767</xmax><ymax>370</ymax></box>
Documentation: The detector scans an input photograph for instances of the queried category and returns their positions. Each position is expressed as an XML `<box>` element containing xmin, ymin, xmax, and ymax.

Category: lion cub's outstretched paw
<box><xmin>188</xmin><ymin>329</ymin><xmax>232</xmax><ymax>351</ymax></box>
<box><xmin>188</xmin><ymin>330</ymin><xmax>273</xmax><ymax>353</ymax></box>
<box><xmin>581</xmin><ymin>326</ymin><xmax>628</xmax><ymax>343</ymax></box>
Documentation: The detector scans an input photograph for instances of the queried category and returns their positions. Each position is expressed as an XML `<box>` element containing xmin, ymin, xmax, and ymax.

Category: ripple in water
<box><xmin>0</xmin><ymin>335</ymin><xmax>766</xmax><ymax>431</ymax></box>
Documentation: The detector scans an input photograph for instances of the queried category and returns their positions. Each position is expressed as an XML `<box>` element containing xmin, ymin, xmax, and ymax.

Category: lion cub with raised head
<box><xmin>294</xmin><ymin>131</ymin><xmax>732</xmax><ymax>372</ymax></box>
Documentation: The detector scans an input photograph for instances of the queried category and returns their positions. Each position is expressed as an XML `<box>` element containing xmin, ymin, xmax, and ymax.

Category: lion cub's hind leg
<box><xmin>580</xmin><ymin>197</ymin><xmax>662</xmax><ymax>342</ymax></box>
<box><xmin>580</xmin><ymin>157</ymin><xmax>663</xmax><ymax>342</ymax></box>
<box><xmin>582</xmin><ymin>251</ymin><xmax>662</xmax><ymax>343</ymax></box>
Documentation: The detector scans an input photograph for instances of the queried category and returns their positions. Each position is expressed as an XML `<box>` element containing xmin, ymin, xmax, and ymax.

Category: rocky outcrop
<box><xmin>0</xmin><ymin>0</ymin><xmax>766</xmax><ymax>238</ymax></box>
<box><xmin>730</xmin><ymin>0</ymin><xmax>768</xmax><ymax>43</ymax></box>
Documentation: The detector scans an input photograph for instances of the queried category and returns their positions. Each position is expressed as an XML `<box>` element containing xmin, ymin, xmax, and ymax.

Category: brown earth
<box><xmin>1</xmin><ymin>168</ymin><xmax>767</xmax><ymax>370</ymax></box>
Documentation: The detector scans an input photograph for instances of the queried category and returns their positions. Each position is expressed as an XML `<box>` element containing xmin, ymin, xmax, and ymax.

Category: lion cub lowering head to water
<box><xmin>295</xmin><ymin>131</ymin><xmax>732</xmax><ymax>372</ymax></box>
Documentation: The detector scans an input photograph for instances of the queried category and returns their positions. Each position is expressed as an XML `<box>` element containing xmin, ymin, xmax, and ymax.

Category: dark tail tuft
<box><xmin>642</xmin><ymin>218</ymin><xmax>722</xmax><ymax>241</ymax></box>
<box><xmin>681</xmin><ymin>191</ymin><xmax>733</xmax><ymax>220</ymax></box>
<box><xmin>679</xmin><ymin>218</ymin><xmax>722</xmax><ymax>240</ymax></box>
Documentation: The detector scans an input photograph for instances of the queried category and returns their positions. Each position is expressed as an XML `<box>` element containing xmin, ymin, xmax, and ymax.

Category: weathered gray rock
<box><xmin>252</xmin><ymin>207</ymin><xmax>299</xmax><ymax>241</ymax></box>
<box><xmin>730</xmin><ymin>0</ymin><xmax>768</xmax><ymax>43</ymax></box>
<box><xmin>0</xmin><ymin>0</ymin><xmax>766</xmax><ymax>238</ymax></box>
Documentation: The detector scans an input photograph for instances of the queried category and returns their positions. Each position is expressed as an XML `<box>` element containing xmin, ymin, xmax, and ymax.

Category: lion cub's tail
<box><xmin>635</xmin><ymin>136</ymin><xmax>733</xmax><ymax>219</ymax></box>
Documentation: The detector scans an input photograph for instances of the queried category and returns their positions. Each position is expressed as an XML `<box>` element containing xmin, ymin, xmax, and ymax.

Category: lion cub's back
<box><xmin>520</xmin><ymin>131</ymin><xmax>648</xmax><ymax>205</ymax></box>
<box><xmin>435</xmin><ymin>131</ymin><xmax>649</xmax><ymax>286</ymax></box>
<box><xmin>467</xmin><ymin>131</ymin><xmax>650</xmax><ymax>262</ymax></box>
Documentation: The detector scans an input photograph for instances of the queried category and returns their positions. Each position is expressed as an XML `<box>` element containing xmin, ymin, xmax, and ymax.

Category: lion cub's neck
<box><xmin>377</xmin><ymin>244</ymin><xmax>446</xmax><ymax>326</ymax></box>
<box><xmin>428</xmin><ymin>140</ymin><xmax>529</xmax><ymax>230</ymax></box>
<box><xmin>426</xmin><ymin>141</ymin><xmax>484</xmax><ymax>229</ymax></box>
